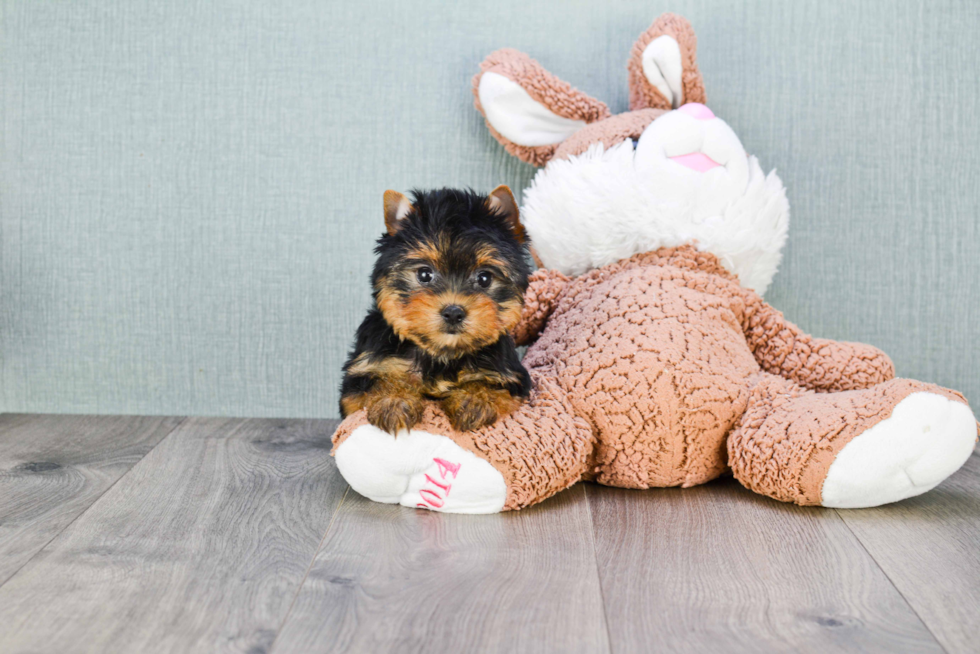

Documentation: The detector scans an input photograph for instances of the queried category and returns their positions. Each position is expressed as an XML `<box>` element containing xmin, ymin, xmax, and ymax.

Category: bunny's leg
<box><xmin>739</xmin><ymin>289</ymin><xmax>896</xmax><ymax>392</ymax></box>
<box><xmin>332</xmin><ymin>369</ymin><xmax>593</xmax><ymax>513</ymax></box>
<box><xmin>728</xmin><ymin>373</ymin><xmax>977</xmax><ymax>508</ymax></box>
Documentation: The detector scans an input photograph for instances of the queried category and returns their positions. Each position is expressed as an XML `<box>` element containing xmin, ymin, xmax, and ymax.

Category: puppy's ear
<box><xmin>383</xmin><ymin>190</ymin><xmax>413</xmax><ymax>235</ymax></box>
<box><xmin>487</xmin><ymin>185</ymin><xmax>525</xmax><ymax>243</ymax></box>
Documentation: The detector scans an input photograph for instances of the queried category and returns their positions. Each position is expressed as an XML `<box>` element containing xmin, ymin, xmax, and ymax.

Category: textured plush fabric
<box><xmin>728</xmin><ymin>375</ymin><xmax>970</xmax><ymax>504</ymax></box>
<box><xmin>740</xmin><ymin>293</ymin><xmax>896</xmax><ymax>392</ymax></box>
<box><xmin>627</xmin><ymin>13</ymin><xmax>707</xmax><ymax>111</ymax></box>
<box><xmin>522</xmin><ymin>247</ymin><xmax>760</xmax><ymax>490</ymax></box>
<box><xmin>334</xmin><ymin>246</ymin><xmax>975</xmax><ymax>510</ymax></box>
<box><xmin>552</xmin><ymin>109</ymin><xmax>666</xmax><ymax>161</ymax></box>
<box><xmin>511</xmin><ymin>268</ymin><xmax>570</xmax><ymax>345</ymax></box>
<box><xmin>473</xmin><ymin>49</ymin><xmax>612</xmax><ymax>166</ymax></box>
<box><xmin>2</xmin><ymin>1</ymin><xmax>979</xmax><ymax>417</ymax></box>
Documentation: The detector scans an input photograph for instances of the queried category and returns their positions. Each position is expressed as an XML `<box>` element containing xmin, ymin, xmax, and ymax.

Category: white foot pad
<box><xmin>822</xmin><ymin>392</ymin><xmax>978</xmax><ymax>508</ymax></box>
<box><xmin>335</xmin><ymin>425</ymin><xmax>507</xmax><ymax>514</ymax></box>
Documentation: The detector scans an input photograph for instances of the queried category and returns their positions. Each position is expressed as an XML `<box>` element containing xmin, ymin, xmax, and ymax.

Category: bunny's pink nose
<box><xmin>678</xmin><ymin>103</ymin><xmax>715</xmax><ymax>120</ymax></box>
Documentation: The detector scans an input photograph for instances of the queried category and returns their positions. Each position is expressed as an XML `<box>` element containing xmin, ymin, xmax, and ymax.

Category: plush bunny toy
<box><xmin>331</xmin><ymin>13</ymin><xmax>978</xmax><ymax>513</ymax></box>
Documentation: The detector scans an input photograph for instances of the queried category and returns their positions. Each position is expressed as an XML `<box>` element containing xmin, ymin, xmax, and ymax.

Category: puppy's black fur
<box><xmin>340</xmin><ymin>187</ymin><xmax>532</xmax><ymax>434</ymax></box>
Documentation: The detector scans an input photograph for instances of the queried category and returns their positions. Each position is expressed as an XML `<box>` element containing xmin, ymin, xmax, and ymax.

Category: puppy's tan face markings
<box><xmin>474</xmin><ymin>246</ymin><xmax>514</xmax><ymax>275</ymax></box>
<box><xmin>375</xmin><ymin>238</ymin><xmax>524</xmax><ymax>359</ymax></box>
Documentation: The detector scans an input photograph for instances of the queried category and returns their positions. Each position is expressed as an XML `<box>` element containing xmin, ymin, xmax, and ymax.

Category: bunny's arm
<box><xmin>512</xmin><ymin>269</ymin><xmax>571</xmax><ymax>346</ymax></box>
<box><xmin>738</xmin><ymin>290</ymin><xmax>894</xmax><ymax>392</ymax></box>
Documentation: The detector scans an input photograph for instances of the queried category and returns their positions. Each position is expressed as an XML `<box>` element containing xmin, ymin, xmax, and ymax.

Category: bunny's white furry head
<box><xmin>473</xmin><ymin>14</ymin><xmax>789</xmax><ymax>294</ymax></box>
<box><xmin>521</xmin><ymin>107</ymin><xmax>789</xmax><ymax>294</ymax></box>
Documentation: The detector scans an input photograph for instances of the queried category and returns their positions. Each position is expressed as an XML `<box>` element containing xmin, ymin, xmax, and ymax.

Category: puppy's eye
<box><xmin>416</xmin><ymin>267</ymin><xmax>434</xmax><ymax>284</ymax></box>
<box><xmin>476</xmin><ymin>271</ymin><xmax>493</xmax><ymax>288</ymax></box>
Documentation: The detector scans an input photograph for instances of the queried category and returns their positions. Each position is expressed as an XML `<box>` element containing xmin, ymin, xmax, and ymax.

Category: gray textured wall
<box><xmin>2</xmin><ymin>0</ymin><xmax>978</xmax><ymax>417</ymax></box>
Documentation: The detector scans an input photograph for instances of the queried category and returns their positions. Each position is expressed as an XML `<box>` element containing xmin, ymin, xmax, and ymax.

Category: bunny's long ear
<box><xmin>473</xmin><ymin>49</ymin><xmax>611</xmax><ymax>167</ymax></box>
<box><xmin>627</xmin><ymin>13</ymin><xmax>707</xmax><ymax>112</ymax></box>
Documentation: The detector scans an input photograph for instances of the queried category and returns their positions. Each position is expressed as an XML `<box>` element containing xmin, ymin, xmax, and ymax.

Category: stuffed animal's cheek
<box><xmin>633</xmin><ymin>107</ymin><xmax>750</xmax><ymax>219</ymax></box>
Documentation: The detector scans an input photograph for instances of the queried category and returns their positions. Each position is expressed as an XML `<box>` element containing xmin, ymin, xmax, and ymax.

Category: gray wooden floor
<box><xmin>0</xmin><ymin>414</ymin><xmax>977</xmax><ymax>654</ymax></box>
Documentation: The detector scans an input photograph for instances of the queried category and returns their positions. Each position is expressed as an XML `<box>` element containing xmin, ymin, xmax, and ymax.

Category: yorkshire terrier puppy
<box><xmin>340</xmin><ymin>186</ymin><xmax>532</xmax><ymax>433</ymax></box>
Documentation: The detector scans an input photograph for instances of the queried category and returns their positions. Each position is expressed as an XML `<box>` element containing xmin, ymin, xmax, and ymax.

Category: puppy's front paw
<box><xmin>366</xmin><ymin>393</ymin><xmax>424</xmax><ymax>435</ymax></box>
<box><xmin>443</xmin><ymin>386</ymin><xmax>520</xmax><ymax>432</ymax></box>
<box><xmin>446</xmin><ymin>395</ymin><xmax>497</xmax><ymax>432</ymax></box>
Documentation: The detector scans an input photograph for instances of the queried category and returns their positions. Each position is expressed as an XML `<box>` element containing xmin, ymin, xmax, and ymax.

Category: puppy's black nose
<box><xmin>441</xmin><ymin>305</ymin><xmax>466</xmax><ymax>325</ymax></box>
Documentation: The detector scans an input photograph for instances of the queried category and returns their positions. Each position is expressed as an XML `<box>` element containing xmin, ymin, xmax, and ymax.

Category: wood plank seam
<box><xmin>0</xmin><ymin>417</ymin><xmax>348</xmax><ymax>653</ymax></box>
<box><xmin>832</xmin><ymin>509</ymin><xmax>950</xmax><ymax>654</ymax></box>
<box><xmin>0</xmin><ymin>415</ymin><xmax>188</xmax><ymax>590</ymax></box>
<box><xmin>268</xmin><ymin>485</ymin><xmax>350</xmax><ymax>654</ymax></box>
<box><xmin>270</xmin><ymin>482</ymin><xmax>611</xmax><ymax>652</ymax></box>
<box><xmin>583</xmin><ymin>485</ymin><xmax>615</xmax><ymax>654</ymax></box>
<box><xmin>586</xmin><ymin>480</ymin><xmax>944</xmax><ymax>652</ymax></box>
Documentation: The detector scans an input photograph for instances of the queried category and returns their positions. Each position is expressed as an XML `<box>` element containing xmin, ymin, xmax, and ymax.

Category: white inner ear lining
<box><xmin>487</xmin><ymin>193</ymin><xmax>507</xmax><ymax>214</ymax></box>
<box><xmin>395</xmin><ymin>196</ymin><xmax>412</xmax><ymax>221</ymax></box>
<box><xmin>641</xmin><ymin>35</ymin><xmax>683</xmax><ymax>109</ymax></box>
<box><xmin>478</xmin><ymin>72</ymin><xmax>587</xmax><ymax>147</ymax></box>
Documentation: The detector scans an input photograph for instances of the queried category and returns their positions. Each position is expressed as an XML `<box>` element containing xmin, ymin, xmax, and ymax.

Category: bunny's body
<box><xmin>331</xmin><ymin>14</ymin><xmax>977</xmax><ymax>513</ymax></box>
